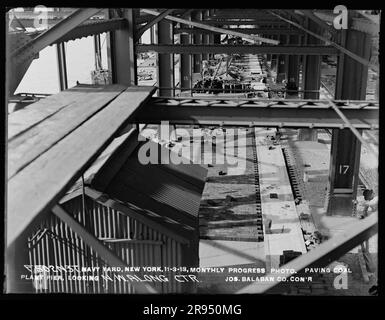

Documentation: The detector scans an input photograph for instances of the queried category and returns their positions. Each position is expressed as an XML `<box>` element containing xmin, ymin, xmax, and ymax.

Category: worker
<box><xmin>360</xmin><ymin>189</ymin><xmax>378</xmax><ymax>219</ymax></box>
<box><xmin>353</xmin><ymin>189</ymin><xmax>378</xmax><ymax>256</ymax></box>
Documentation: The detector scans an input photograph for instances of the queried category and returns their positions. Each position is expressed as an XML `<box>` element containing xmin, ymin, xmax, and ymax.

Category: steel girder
<box><xmin>136</xmin><ymin>44</ymin><xmax>338</xmax><ymax>55</ymax></box>
<box><xmin>133</xmin><ymin>97</ymin><xmax>379</xmax><ymax>129</ymax></box>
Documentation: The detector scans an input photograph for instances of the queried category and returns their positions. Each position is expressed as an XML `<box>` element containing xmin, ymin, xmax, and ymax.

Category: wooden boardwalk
<box><xmin>7</xmin><ymin>84</ymin><xmax>156</xmax><ymax>247</ymax></box>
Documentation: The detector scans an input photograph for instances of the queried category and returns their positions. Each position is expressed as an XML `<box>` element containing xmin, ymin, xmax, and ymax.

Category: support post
<box><xmin>328</xmin><ymin>28</ymin><xmax>371</xmax><ymax>216</ymax></box>
<box><xmin>277</xmin><ymin>34</ymin><xmax>287</xmax><ymax>83</ymax></box>
<box><xmin>192</xmin><ymin>10</ymin><xmax>203</xmax><ymax>82</ymax></box>
<box><xmin>56</xmin><ymin>42</ymin><xmax>68</xmax><ymax>91</ymax></box>
<box><xmin>157</xmin><ymin>19</ymin><xmax>174</xmax><ymax>96</ymax></box>
<box><xmin>107</xmin><ymin>9</ymin><xmax>137</xmax><ymax>86</ymax></box>
<box><xmin>287</xmin><ymin>35</ymin><xmax>300</xmax><ymax>91</ymax></box>
<box><xmin>94</xmin><ymin>34</ymin><xmax>102</xmax><ymax>69</ymax></box>
<box><xmin>298</xmin><ymin>19</ymin><xmax>321</xmax><ymax>141</ymax></box>
<box><xmin>180</xmin><ymin>13</ymin><xmax>192</xmax><ymax>93</ymax></box>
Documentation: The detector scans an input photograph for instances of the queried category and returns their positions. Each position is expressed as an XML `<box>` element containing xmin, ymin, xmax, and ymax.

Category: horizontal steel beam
<box><xmin>269</xmin><ymin>10</ymin><xmax>378</xmax><ymax>72</ymax></box>
<box><xmin>136</xmin><ymin>9</ymin><xmax>175</xmax><ymax>39</ymax></box>
<box><xmin>52</xmin><ymin>18</ymin><xmax>128</xmax><ymax>44</ymax></box>
<box><xmin>134</xmin><ymin>98</ymin><xmax>379</xmax><ymax>129</ymax></box>
<box><xmin>174</xmin><ymin>28</ymin><xmax>304</xmax><ymax>35</ymax></box>
<box><xmin>141</xmin><ymin>8</ymin><xmax>279</xmax><ymax>45</ymax></box>
<box><xmin>295</xmin><ymin>10</ymin><xmax>336</xmax><ymax>35</ymax></box>
<box><xmin>12</xmin><ymin>8</ymin><xmax>102</xmax><ymax>64</ymax></box>
<box><xmin>238</xmin><ymin>213</ymin><xmax>378</xmax><ymax>294</ymax></box>
<box><xmin>314</xmin><ymin>11</ymin><xmax>380</xmax><ymax>36</ymax></box>
<box><xmin>136</xmin><ymin>44</ymin><xmax>338</xmax><ymax>55</ymax></box>
<box><xmin>198</xmin><ymin>20</ymin><xmax>288</xmax><ymax>25</ymax></box>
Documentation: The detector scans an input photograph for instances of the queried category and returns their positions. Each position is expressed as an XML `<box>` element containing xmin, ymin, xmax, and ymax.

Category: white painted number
<box><xmin>339</xmin><ymin>165</ymin><xmax>350</xmax><ymax>175</ymax></box>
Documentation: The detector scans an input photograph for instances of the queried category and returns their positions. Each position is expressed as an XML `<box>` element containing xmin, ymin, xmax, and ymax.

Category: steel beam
<box><xmin>277</xmin><ymin>35</ymin><xmax>288</xmax><ymax>82</ymax></box>
<box><xmin>314</xmin><ymin>11</ymin><xmax>380</xmax><ymax>36</ymax></box>
<box><xmin>192</xmin><ymin>19</ymin><xmax>287</xmax><ymax>26</ymax></box>
<box><xmin>296</xmin><ymin>10</ymin><xmax>337</xmax><ymax>36</ymax></box>
<box><xmin>134</xmin><ymin>98</ymin><xmax>378</xmax><ymax>129</ymax></box>
<box><xmin>174</xmin><ymin>27</ymin><xmax>304</xmax><ymax>35</ymax></box>
<box><xmin>192</xmin><ymin>11</ymin><xmax>203</xmax><ymax>73</ymax></box>
<box><xmin>56</xmin><ymin>42</ymin><xmax>68</xmax><ymax>91</ymax></box>
<box><xmin>298</xmin><ymin>19</ymin><xmax>322</xmax><ymax>141</ymax></box>
<box><xmin>8</xmin><ymin>8</ymin><xmax>102</xmax><ymax>95</ymax></box>
<box><xmin>136</xmin><ymin>9</ymin><xmax>175</xmax><ymax>40</ymax></box>
<box><xmin>12</xmin><ymin>8</ymin><xmax>102</xmax><ymax>64</ymax></box>
<box><xmin>328</xmin><ymin>28</ymin><xmax>372</xmax><ymax>211</ymax></box>
<box><xmin>136</xmin><ymin>44</ymin><xmax>338</xmax><ymax>55</ymax></box>
<box><xmin>202</xmin><ymin>10</ymin><xmax>210</xmax><ymax>61</ymax></box>
<box><xmin>141</xmin><ymin>9</ymin><xmax>280</xmax><ymax>45</ymax></box>
<box><xmin>107</xmin><ymin>9</ymin><xmax>137</xmax><ymax>86</ymax></box>
<box><xmin>287</xmin><ymin>34</ymin><xmax>300</xmax><ymax>88</ymax></box>
<box><xmin>180</xmin><ymin>13</ymin><xmax>192</xmax><ymax>92</ymax></box>
<box><xmin>269</xmin><ymin>10</ymin><xmax>378</xmax><ymax>72</ymax></box>
<box><xmin>52</xmin><ymin>18</ymin><xmax>128</xmax><ymax>45</ymax></box>
<box><xmin>157</xmin><ymin>20</ymin><xmax>174</xmax><ymax>96</ymax></box>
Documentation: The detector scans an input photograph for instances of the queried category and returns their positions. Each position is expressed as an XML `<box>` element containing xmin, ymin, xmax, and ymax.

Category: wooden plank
<box><xmin>52</xmin><ymin>205</ymin><xmax>157</xmax><ymax>293</ymax></box>
<box><xmin>7</xmin><ymin>86</ymin><xmax>156</xmax><ymax>248</ymax></box>
<box><xmin>8</xmin><ymin>84</ymin><xmax>126</xmax><ymax>179</ymax></box>
<box><xmin>8</xmin><ymin>84</ymin><xmax>115</xmax><ymax>139</ymax></box>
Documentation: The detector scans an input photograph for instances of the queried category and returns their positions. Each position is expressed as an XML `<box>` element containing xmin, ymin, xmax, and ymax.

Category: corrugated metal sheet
<box><xmin>101</xmin><ymin>140</ymin><xmax>207</xmax><ymax>228</ymax></box>
<box><xmin>28</xmin><ymin>196</ymin><xmax>186</xmax><ymax>293</ymax></box>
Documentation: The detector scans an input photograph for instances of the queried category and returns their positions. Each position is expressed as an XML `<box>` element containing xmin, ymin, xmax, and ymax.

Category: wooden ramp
<box><xmin>254</xmin><ymin>128</ymin><xmax>307</xmax><ymax>271</ymax></box>
<box><xmin>7</xmin><ymin>84</ymin><xmax>156</xmax><ymax>247</ymax></box>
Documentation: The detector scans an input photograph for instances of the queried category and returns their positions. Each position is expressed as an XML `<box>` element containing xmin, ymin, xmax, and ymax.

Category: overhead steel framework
<box><xmin>134</xmin><ymin>97</ymin><xmax>379</xmax><ymax>129</ymax></box>
<box><xmin>6</xmin><ymin>7</ymin><xmax>379</xmax><ymax>295</ymax></box>
<box><xmin>136</xmin><ymin>44</ymin><xmax>338</xmax><ymax>55</ymax></box>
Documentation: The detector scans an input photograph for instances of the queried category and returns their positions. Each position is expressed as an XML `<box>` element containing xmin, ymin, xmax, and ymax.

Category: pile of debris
<box><xmin>302</xmin><ymin>230</ymin><xmax>329</xmax><ymax>251</ymax></box>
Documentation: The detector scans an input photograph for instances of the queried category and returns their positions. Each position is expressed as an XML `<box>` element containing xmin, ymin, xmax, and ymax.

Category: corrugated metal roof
<box><xmin>63</xmin><ymin>136</ymin><xmax>207</xmax><ymax>236</ymax></box>
<box><xmin>100</xmin><ymin>140</ymin><xmax>207</xmax><ymax>229</ymax></box>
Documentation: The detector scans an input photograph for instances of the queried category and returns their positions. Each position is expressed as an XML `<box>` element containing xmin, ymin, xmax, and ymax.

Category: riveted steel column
<box><xmin>56</xmin><ymin>42</ymin><xmax>68</xmax><ymax>91</ymax></box>
<box><xmin>107</xmin><ymin>8</ymin><xmax>137</xmax><ymax>86</ymax></box>
<box><xmin>202</xmin><ymin>10</ymin><xmax>210</xmax><ymax>61</ymax></box>
<box><xmin>277</xmin><ymin>34</ymin><xmax>288</xmax><ymax>83</ymax></box>
<box><xmin>192</xmin><ymin>10</ymin><xmax>203</xmax><ymax>74</ymax></box>
<box><xmin>287</xmin><ymin>35</ymin><xmax>300</xmax><ymax>88</ymax></box>
<box><xmin>328</xmin><ymin>28</ymin><xmax>371</xmax><ymax>215</ymax></box>
<box><xmin>180</xmin><ymin>13</ymin><xmax>192</xmax><ymax>93</ymax></box>
<box><xmin>298</xmin><ymin>19</ymin><xmax>321</xmax><ymax>141</ymax></box>
<box><xmin>157</xmin><ymin>19</ymin><xmax>175</xmax><ymax>96</ymax></box>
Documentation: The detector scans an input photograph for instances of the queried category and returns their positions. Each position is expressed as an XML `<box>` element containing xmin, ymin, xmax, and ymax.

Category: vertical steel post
<box><xmin>94</xmin><ymin>34</ymin><xmax>102</xmax><ymax>70</ymax></box>
<box><xmin>180</xmin><ymin>13</ymin><xmax>192</xmax><ymax>93</ymax></box>
<box><xmin>298</xmin><ymin>19</ymin><xmax>321</xmax><ymax>141</ymax></box>
<box><xmin>277</xmin><ymin>34</ymin><xmax>287</xmax><ymax>83</ymax></box>
<box><xmin>56</xmin><ymin>42</ymin><xmax>68</xmax><ymax>91</ymax></box>
<box><xmin>107</xmin><ymin>8</ymin><xmax>137</xmax><ymax>86</ymax></box>
<box><xmin>192</xmin><ymin>11</ymin><xmax>203</xmax><ymax>75</ymax></box>
<box><xmin>202</xmin><ymin>10</ymin><xmax>210</xmax><ymax>61</ymax></box>
<box><xmin>157</xmin><ymin>19</ymin><xmax>174</xmax><ymax>96</ymax></box>
<box><xmin>328</xmin><ymin>27</ymin><xmax>371</xmax><ymax>215</ymax></box>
